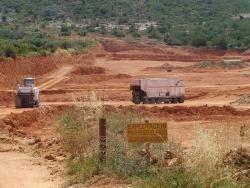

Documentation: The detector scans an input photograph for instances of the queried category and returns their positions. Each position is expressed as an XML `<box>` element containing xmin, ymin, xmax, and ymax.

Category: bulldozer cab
<box><xmin>23</xmin><ymin>78</ymin><xmax>35</xmax><ymax>87</ymax></box>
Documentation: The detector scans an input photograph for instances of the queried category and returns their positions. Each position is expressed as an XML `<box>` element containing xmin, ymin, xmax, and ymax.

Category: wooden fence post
<box><xmin>99</xmin><ymin>118</ymin><xmax>106</xmax><ymax>162</ymax></box>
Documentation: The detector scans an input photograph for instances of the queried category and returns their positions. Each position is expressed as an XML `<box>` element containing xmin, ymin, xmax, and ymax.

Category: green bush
<box><xmin>190</xmin><ymin>35</ymin><xmax>207</xmax><ymax>47</ymax></box>
<box><xmin>0</xmin><ymin>27</ymin><xmax>96</xmax><ymax>58</ymax></box>
<box><xmin>58</xmin><ymin>99</ymin><xmax>249</xmax><ymax>188</ymax></box>
<box><xmin>132</xmin><ymin>31</ymin><xmax>142</xmax><ymax>38</ymax></box>
<box><xmin>78</xmin><ymin>30</ymin><xmax>87</xmax><ymax>37</ymax></box>
<box><xmin>4</xmin><ymin>46</ymin><xmax>17</xmax><ymax>58</ymax></box>
<box><xmin>1</xmin><ymin>0</ymin><xmax>250</xmax><ymax>48</ymax></box>
<box><xmin>213</xmin><ymin>35</ymin><xmax>228</xmax><ymax>49</ymax></box>
<box><xmin>60</xmin><ymin>25</ymin><xmax>72</xmax><ymax>36</ymax></box>
<box><xmin>111</xmin><ymin>28</ymin><xmax>125</xmax><ymax>37</ymax></box>
<box><xmin>67</xmin><ymin>155</ymin><xmax>101</xmax><ymax>185</ymax></box>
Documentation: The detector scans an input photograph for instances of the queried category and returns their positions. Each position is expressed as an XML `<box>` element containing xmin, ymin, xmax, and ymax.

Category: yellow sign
<box><xmin>127</xmin><ymin>123</ymin><xmax>168</xmax><ymax>143</ymax></box>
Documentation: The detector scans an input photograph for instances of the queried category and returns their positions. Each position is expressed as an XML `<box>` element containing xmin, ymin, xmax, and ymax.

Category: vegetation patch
<box><xmin>192</xmin><ymin>60</ymin><xmax>249</xmax><ymax>69</ymax></box>
<box><xmin>232</xmin><ymin>94</ymin><xmax>250</xmax><ymax>105</ymax></box>
<box><xmin>1</xmin><ymin>1</ymin><xmax>250</xmax><ymax>49</ymax></box>
<box><xmin>58</xmin><ymin>93</ymin><xmax>250</xmax><ymax>187</ymax></box>
<box><xmin>0</xmin><ymin>26</ymin><xmax>96</xmax><ymax>58</ymax></box>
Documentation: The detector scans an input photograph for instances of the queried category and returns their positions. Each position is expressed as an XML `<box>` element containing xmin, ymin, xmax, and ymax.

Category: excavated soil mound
<box><xmin>0</xmin><ymin>91</ymin><xmax>15</xmax><ymax>106</ymax></box>
<box><xmin>223</xmin><ymin>148</ymin><xmax>250</xmax><ymax>180</ymax></box>
<box><xmin>114</xmin><ymin>74</ymin><xmax>132</xmax><ymax>79</ymax></box>
<box><xmin>0</xmin><ymin>56</ymin><xmax>58</xmax><ymax>89</ymax></box>
<box><xmin>191</xmin><ymin>60</ymin><xmax>248</xmax><ymax>69</ymax></box>
<box><xmin>105</xmin><ymin>105</ymin><xmax>250</xmax><ymax>121</ymax></box>
<box><xmin>144</xmin><ymin>63</ymin><xmax>175</xmax><ymax>72</ymax></box>
<box><xmin>100</xmin><ymin>38</ymin><xmax>223</xmax><ymax>62</ymax></box>
<box><xmin>1</xmin><ymin>106</ymin><xmax>68</xmax><ymax>135</ymax></box>
<box><xmin>0</xmin><ymin>49</ymin><xmax>96</xmax><ymax>89</ymax></box>
<box><xmin>72</xmin><ymin>66</ymin><xmax>105</xmax><ymax>75</ymax></box>
<box><xmin>242</xmin><ymin>49</ymin><xmax>250</xmax><ymax>56</ymax></box>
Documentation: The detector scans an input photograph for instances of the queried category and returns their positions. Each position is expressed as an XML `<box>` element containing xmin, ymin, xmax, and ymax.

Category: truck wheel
<box><xmin>133</xmin><ymin>97</ymin><xmax>141</xmax><ymax>104</ymax></box>
<box><xmin>178</xmin><ymin>97</ymin><xmax>185</xmax><ymax>103</ymax></box>
<box><xmin>34</xmin><ymin>101</ymin><xmax>39</xmax><ymax>108</ymax></box>
<box><xmin>156</xmin><ymin>99</ymin><xmax>161</xmax><ymax>104</ymax></box>
<box><xmin>151</xmin><ymin>99</ymin><xmax>156</xmax><ymax>104</ymax></box>
<box><xmin>171</xmin><ymin>99</ymin><xmax>177</xmax><ymax>104</ymax></box>
<box><xmin>15</xmin><ymin>96</ymin><xmax>22</xmax><ymax>108</ymax></box>
<box><xmin>143</xmin><ymin>99</ymin><xmax>149</xmax><ymax>104</ymax></box>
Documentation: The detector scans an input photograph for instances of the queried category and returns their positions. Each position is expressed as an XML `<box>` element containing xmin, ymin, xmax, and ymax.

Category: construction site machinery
<box><xmin>130</xmin><ymin>78</ymin><xmax>185</xmax><ymax>104</ymax></box>
<box><xmin>15</xmin><ymin>78</ymin><xmax>40</xmax><ymax>108</ymax></box>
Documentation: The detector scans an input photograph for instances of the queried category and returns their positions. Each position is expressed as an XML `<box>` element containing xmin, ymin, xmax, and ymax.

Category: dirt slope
<box><xmin>39</xmin><ymin>65</ymin><xmax>74</xmax><ymax>90</ymax></box>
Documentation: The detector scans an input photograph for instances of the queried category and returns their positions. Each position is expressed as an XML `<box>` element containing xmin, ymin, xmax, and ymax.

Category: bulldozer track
<box><xmin>39</xmin><ymin>65</ymin><xmax>74</xmax><ymax>90</ymax></box>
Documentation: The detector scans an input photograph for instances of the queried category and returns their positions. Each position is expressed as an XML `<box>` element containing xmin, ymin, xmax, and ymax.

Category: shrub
<box><xmin>58</xmin><ymin>92</ymin><xmax>102</xmax><ymax>158</ymax></box>
<box><xmin>213</xmin><ymin>35</ymin><xmax>228</xmax><ymax>49</ymax></box>
<box><xmin>60</xmin><ymin>41</ymin><xmax>73</xmax><ymax>49</ymax></box>
<box><xmin>132</xmin><ymin>31</ymin><xmax>142</xmax><ymax>38</ymax></box>
<box><xmin>111</xmin><ymin>28</ymin><xmax>125</xmax><ymax>37</ymax></box>
<box><xmin>60</xmin><ymin>25</ymin><xmax>72</xmax><ymax>36</ymax></box>
<box><xmin>78</xmin><ymin>30</ymin><xmax>87</xmax><ymax>37</ymax></box>
<box><xmin>59</xmin><ymin>93</ymin><xmax>249</xmax><ymax>187</ymax></box>
<box><xmin>191</xmin><ymin>35</ymin><xmax>207</xmax><ymax>47</ymax></box>
<box><xmin>4</xmin><ymin>46</ymin><xmax>17</xmax><ymax>58</ymax></box>
<box><xmin>67</xmin><ymin>155</ymin><xmax>101</xmax><ymax>185</ymax></box>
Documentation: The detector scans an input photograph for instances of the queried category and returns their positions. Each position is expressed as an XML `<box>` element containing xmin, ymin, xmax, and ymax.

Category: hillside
<box><xmin>0</xmin><ymin>0</ymin><xmax>250</xmax><ymax>58</ymax></box>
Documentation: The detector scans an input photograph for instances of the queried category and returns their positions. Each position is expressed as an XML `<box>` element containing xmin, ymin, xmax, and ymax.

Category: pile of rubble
<box><xmin>232</xmin><ymin>94</ymin><xmax>250</xmax><ymax>105</ymax></box>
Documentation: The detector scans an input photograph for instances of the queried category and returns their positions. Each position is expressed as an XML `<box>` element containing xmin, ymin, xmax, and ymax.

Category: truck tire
<box><xmin>15</xmin><ymin>96</ymin><xmax>22</xmax><ymax>108</ymax></box>
<box><xmin>34</xmin><ymin>101</ymin><xmax>39</xmax><ymax>108</ymax></box>
<box><xmin>143</xmin><ymin>98</ymin><xmax>149</xmax><ymax>104</ymax></box>
<box><xmin>133</xmin><ymin>96</ymin><xmax>141</xmax><ymax>104</ymax></box>
<box><xmin>178</xmin><ymin>97</ymin><xmax>185</xmax><ymax>103</ymax></box>
<box><xmin>156</xmin><ymin>99</ymin><xmax>161</xmax><ymax>104</ymax></box>
<box><xmin>171</xmin><ymin>98</ymin><xmax>178</xmax><ymax>104</ymax></box>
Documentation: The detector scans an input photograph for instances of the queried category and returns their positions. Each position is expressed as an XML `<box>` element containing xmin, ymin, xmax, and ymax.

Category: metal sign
<box><xmin>127</xmin><ymin>123</ymin><xmax>168</xmax><ymax>143</ymax></box>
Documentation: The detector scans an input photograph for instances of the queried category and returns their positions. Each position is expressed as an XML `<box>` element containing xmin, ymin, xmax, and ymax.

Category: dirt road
<box><xmin>0</xmin><ymin>66</ymin><xmax>74</xmax><ymax>188</ymax></box>
<box><xmin>0</xmin><ymin>152</ymin><xmax>60</xmax><ymax>188</ymax></box>
<box><xmin>39</xmin><ymin>65</ymin><xmax>74</xmax><ymax>90</ymax></box>
<box><xmin>0</xmin><ymin>133</ymin><xmax>62</xmax><ymax>188</ymax></box>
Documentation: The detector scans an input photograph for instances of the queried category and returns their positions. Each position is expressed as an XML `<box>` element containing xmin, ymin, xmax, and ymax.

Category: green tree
<box><xmin>60</xmin><ymin>25</ymin><xmax>72</xmax><ymax>36</ymax></box>
<box><xmin>190</xmin><ymin>35</ymin><xmax>207</xmax><ymax>47</ymax></box>
<box><xmin>213</xmin><ymin>35</ymin><xmax>228</xmax><ymax>49</ymax></box>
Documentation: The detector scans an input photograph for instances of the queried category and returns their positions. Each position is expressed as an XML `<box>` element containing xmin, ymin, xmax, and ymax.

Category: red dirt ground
<box><xmin>0</xmin><ymin>38</ymin><xmax>249</xmax><ymax>187</ymax></box>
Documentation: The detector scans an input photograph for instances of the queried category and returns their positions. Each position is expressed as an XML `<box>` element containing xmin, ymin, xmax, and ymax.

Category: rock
<box><xmin>0</xmin><ymin>148</ymin><xmax>12</xmax><ymax>152</ymax></box>
<box><xmin>35</xmin><ymin>142</ymin><xmax>42</xmax><ymax>149</ymax></box>
<box><xmin>164</xmin><ymin>150</ymin><xmax>176</xmax><ymax>160</ymax></box>
<box><xmin>27</xmin><ymin>139</ymin><xmax>36</xmax><ymax>145</ymax></box>
<box><xmin>47</xmin><ymin>142</ymin><xmax>53</xmax><ymax>147</ymax></box>
<box><xmin>168</xmin><ymin>158</ymin><xmax>179</xmax><ymax>166</ymax></box>
<box><xmin>55</xmin><ymin>156</ymin><xmax>66</xmax><ymax>162</ymax></box>
<box><xmin>18</xmin><ymin>146</ymin><xmax>24</xmax><ymax>152</ymax></box>
<box><xmin>34</xmin><ymin>137</ymin><xmax>41</xmax><ymax>143</ymax></box>
<box><xmin>52</xmin><ymin>138</ymin><xmax>60</xmax><ymax>144</ymax></box>
<box><xmin>45</xmin><ymin>154</ymin><xmax>56</xmax><ymax>161</ymax></box>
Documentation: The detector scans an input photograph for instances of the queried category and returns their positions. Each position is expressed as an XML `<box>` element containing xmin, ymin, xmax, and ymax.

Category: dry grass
<box><xmin>58</xmin><ymin>92</ymin><xmax>250</xmax><ymax>187</ymax></box>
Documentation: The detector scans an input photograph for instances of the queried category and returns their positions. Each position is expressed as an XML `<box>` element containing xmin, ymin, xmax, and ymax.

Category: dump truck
<box><xmin>130</xmin><ymin>78</ymin><xmax>185</xmax><ymax>104</ymax></box>
<box><xmin>15</xmin><ymin>77</ymin><xmax>40</xmax><ymax>108</ymax></box>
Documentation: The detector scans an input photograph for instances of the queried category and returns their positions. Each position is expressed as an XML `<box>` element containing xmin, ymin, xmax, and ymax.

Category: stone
<box><xmin>45</xmin><ymin>154</ymin><xmax>55</xmax><ymax>161</ymax></box>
